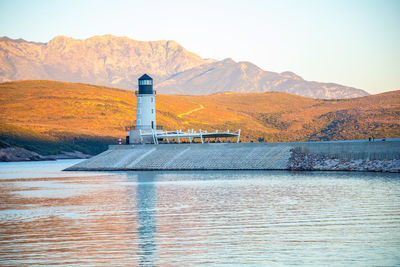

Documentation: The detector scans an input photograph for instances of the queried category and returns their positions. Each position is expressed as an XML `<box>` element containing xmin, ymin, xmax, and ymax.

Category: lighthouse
<box><xmin>125</xmin><ymin>73</ymin><xmax>240</xmax><ymax>144</ymax></box>
<box><xmin>136</xmin><ymin>74</ymin><xmax>156</xmax><ymax>130</ymax></box>
<box><xmin>126</xmin><ymin>74</ymin><xmax>160</xmax><ymax>144</ymax></box>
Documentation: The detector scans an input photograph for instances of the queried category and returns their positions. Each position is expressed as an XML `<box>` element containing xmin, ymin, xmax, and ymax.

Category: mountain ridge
<box><xmin>0</xmin><ymin>35</ymin><xmax>213</xmax><ymax>88</ymax></box>
<box><xmin>156</xmin><ymin>58</ymin><xmax>368</xmax><ymax>98</ymax></box>
<box><xmin>0</xmin><ymin>35</ymin><xmax>369</xmax><ymax>98</ymax></box>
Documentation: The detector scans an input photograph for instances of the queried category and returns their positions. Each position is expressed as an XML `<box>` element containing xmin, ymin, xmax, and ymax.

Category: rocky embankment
<box><xmin>0</xmin><ymin>147</ymin><xmax>91</xmax><ymax>162</ymax></box>
<box><xmin>0</xmin><ymin>147</ymin><xmax>43</xmax><ymax>161</ymax></box>
<box><xmin>289</xmin><ymin>149</ymin><xmax>400</xmax><ymax>173</ymax></box>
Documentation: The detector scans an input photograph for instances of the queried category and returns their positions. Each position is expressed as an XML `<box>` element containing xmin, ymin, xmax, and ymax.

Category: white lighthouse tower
<box><xmin>136</xmin><ymin>74</ymin><xmax>156</xmax><ymax>130</ymax></box>
<box><xmin>126</xmin><ymin>74</ymin><xmax>159</xmax><ymax>144</ymax></box>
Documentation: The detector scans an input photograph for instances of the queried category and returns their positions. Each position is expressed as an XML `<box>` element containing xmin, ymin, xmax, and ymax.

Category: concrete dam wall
<box><xmin>66</xmin><ymin>143</ymin><xmax>293</xmax><ymax>171</ymax></box>
<box><xmin>296</xmin><ymin>140</ymin><xmax>400</xmax><ymax>160</ymax></box>
<box><xmin>65</xmin><ymin>140</ymin><xmax>400</xmax><ymax>172</ymax></box>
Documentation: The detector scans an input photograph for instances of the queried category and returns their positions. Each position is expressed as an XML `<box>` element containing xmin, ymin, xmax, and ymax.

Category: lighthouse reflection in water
<box><xmin>0</xmin><ymin>161</ymin><xmax>400</xmax><ymax>266</ymax></box>
<box><xmin>135</xmin><ymin>172</ymin><xmax>157</xmax><ymax>265</ymax></box>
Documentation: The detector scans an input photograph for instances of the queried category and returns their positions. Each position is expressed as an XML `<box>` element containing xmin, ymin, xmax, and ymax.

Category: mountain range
<box><xmin>0</xmin><ymin>35</ymin><xmax>368</xmax><ymax>99</ymax></box>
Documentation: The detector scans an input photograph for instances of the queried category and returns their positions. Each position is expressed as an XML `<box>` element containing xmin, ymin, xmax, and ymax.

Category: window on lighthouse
<box><xmin>139</xmin><ymin>80</ymin><xmax>152</xmax><ymax>85</ymax></box>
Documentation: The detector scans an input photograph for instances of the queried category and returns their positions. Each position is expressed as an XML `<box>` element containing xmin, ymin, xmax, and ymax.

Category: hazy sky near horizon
<box><xmin>1</xmin><ymin>0</ymin><xmax>399</xmax><ymax>94</ymax></box>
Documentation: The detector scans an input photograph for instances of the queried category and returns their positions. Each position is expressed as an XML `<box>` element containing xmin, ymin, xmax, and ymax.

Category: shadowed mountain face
<box><xmin>0</xmin><ymin>35</ymin><xmax>368</xmax><ymax>98</ymax></box>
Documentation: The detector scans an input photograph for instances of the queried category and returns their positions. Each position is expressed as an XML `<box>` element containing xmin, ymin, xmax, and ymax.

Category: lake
<box><xmin>0</xmin><ymin>160</ymin><xmax>399</xmax><ymax>266</ymax></box>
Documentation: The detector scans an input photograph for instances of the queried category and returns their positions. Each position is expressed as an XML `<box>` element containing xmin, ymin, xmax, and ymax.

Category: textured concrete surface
<box><xmin>295</xmin><ymin>140</ymin><xmax>400</xmax><ymax>160</ymax></box>
<box><xmin>65</xmin><ymin>143</ymin><xmax>293</xmax><ymax>171</ymax></box>
<box><xmin>64</xmin><ymin>140</ymin><xmax>400</xmax><ymax>171</ymax></box>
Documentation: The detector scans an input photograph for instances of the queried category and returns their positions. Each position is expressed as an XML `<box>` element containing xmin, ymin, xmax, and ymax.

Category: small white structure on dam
<box><xmin>126</xmin><ymin>74</ymin><xmax>241</xmax><ymax>144</ymax></box>
<box><xmin>135</xmin><ymin>74</ymin><xmax>157</xmax><ymax>131</ymax></box>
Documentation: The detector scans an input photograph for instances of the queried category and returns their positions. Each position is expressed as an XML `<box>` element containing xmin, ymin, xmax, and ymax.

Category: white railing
<box><xmin>138</xmin><ymin>129</ymin><xmax>241</xmax><ymax>144</ymax></box>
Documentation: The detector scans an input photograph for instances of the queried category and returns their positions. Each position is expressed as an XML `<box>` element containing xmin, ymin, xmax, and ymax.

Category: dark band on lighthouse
<box><xmin>138</xmin><ymin>74</ymin><xmax>153</xmax><ymax>94</ymax></box>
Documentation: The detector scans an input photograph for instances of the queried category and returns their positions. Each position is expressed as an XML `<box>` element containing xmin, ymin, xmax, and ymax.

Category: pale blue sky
<box><xmin>1</xmin><ymin>0</ymin><xmax>399</xmax><ymax>94</ymax></box>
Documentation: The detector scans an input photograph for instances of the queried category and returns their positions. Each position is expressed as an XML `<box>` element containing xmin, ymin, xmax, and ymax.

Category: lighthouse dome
<box><xmin>139</xmin><ymin>74</ymin><xmax>153</xmax><ymax>81</ymax></box>
<box><xmin>138</xmin><ymin>74</ymin><xmax>153</xmax><ymax>94</ymax></box>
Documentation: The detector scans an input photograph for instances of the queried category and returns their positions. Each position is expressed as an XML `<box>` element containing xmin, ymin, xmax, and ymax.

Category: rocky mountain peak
<box><xmin>280</xmin><ymin>71</ymin><xmax>304</xmax><ymax>81</ymax></box>
<box><xmin>0</xmin><ymin>35</ymin><xmax>369</xmax><ymax>99</ymax></box>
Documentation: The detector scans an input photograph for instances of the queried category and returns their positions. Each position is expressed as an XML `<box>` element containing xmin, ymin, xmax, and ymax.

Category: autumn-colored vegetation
<box><xmin>0</xmin><ymin>80</ymin><xmax>399</xmax><ymax>155</ymax></box>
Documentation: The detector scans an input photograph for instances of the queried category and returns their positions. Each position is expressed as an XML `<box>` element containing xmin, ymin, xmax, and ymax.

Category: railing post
<box><xmin>139</xmin><ymin>129</ymin><xmax>144</xmax><ymax>144</ymax></box>
<box><xmin>237</xmin><ymin>129</ymin><xmax>241</xmax><ymax>143</ymax></box>
<box><xmin>200</xmin><ymin>129</ymin><xmax>204</xmax><ymax>144</ymax></box>
<box><xmin>152</xmin><ymin>129</ymin><xmax>158</xmax><ymax>144</ymax></box>
<box><xmin>188</xmin><ymin>129</ymin><xmax>192</xmax><ymax>143</ymax></box>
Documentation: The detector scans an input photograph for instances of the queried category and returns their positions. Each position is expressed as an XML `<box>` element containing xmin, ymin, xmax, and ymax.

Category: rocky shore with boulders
<box><xmin>0</xmin><ymin>147</ymin><xmax>92</xmax><ymax>162</ymax></box>
<box><xmin>288</xmin><ymin>149</ymin><xmax>400</xmax><ymax>173</ymax></box>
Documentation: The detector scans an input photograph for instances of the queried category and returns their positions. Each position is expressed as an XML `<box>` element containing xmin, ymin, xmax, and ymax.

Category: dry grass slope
<box><xmin>0</xmin><ymin>80</ymin><xmax>399</xmax><ymax>154</ymax></box>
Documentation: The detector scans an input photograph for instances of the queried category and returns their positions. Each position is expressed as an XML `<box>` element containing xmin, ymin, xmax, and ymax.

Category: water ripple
<box><xmin>0</xmin><ymin>162</ymin><xmax>399</xmax><ymax>265</ymax></box>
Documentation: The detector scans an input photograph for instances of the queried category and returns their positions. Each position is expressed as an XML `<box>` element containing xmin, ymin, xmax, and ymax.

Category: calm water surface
<box><xmin>0</xmin><ymin>160</ymin><xmax>399</xmax><ymax>266</ymax></box>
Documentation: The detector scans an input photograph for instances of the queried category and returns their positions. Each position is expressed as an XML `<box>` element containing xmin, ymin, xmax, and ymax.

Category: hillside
<box><xmin>0</xmin><ymin>80</ymin><xmax>398</xmax><ymax>156</ymax></box>
<box><xmin>0</xmin><ymin>35</ymin><xmax>368</xmax><ymax>99</ymax></box>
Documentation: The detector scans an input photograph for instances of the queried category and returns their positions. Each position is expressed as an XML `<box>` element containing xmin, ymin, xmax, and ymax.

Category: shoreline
<box><xmin>0</xmin><ymin>147</ymin><xmax>91</xmax><ymax>162</ymax></box>
<box><xmin>64</xmin><ymin>140</ymin><xmax>400</xmax><ymax>173</ymax></box>
<box><xmin>288</xmin><ymin>149</ymin><xmax>399</xmax><ymax>173</ymax></box>
<box><xmin>3</xmin><ymin>141</ymin><xmax>399</xmax><ymax>173</ymax></box>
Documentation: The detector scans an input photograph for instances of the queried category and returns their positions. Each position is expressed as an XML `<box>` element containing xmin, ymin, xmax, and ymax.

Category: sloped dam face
<box><xmin>65</xmin><ymin>143</ymin><xmax>293</xmax><ymax>171</ymax></box>
<box><xmin>65</xmin><ymin>140</ymin><xmax>400</xmax><ymax>172</ymax></box>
